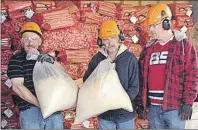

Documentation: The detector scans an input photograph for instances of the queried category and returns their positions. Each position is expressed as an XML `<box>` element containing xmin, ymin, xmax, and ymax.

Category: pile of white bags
<box><xmin>33</xmin><ymin>61</ymin><xmax>78</xmax><ymax>119</ymax></box>
<box><xmin>74</xmin><ymin>59</ymin><xmax>133</xmax><ymax>124</ymax></box>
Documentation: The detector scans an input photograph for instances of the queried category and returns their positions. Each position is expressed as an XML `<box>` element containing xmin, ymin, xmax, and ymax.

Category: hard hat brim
<box><xmin>21</xmin><ymin>30</ymin><xmax>42</xmax><ymax>37</ymax></box>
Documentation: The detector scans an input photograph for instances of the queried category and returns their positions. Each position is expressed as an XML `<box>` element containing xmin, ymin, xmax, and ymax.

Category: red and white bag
<box><xmin>117</xmin><ymin>4</ymin><xmax>140</xmax><ymax>20</ymax></box>
<box><xmin>175</xmin><ymin>16</ymin><xmax>193</xmax><ymax>28</ymax></box>
<box><xmin>169</xmin><ymin>3</ymin><xmax>192</xmax><ymax>17</ymax></box>
<box><xmin>98</xmin><ymin>1</ymin><xmax>117</xmax><ymax>17</ymax></box>
<box><xmin>1</xmin><ymin>47</ymin><xmax>12</xmax><ymax>65</ymax></box>
<box><xmin>133</xmin><ymin>6</ymin><xmax>150</xmax><ymax>24</ymax></box>
<box><xmin>81</xmin><ymin>12</ymin><xmax>101</xmax><ymax>24</ymax></box>
<box><xmin>54</xmin><ymin>1</ymin><xmax>80</xmax><ymax>21</ymax></box>
<box><xmin>73</xmin><ymin>1</ymin><xmax>98</xmax><ymax>13</ymax></box>
<box><xmin>64</xmin><ymin>63</ymin><xmax>80</xmax><ymax>80</ymax></box>
<box><xmin>40</xmin><ymin>8</ymin><xmax>75</xmax><ymax>31</ymax></box>
<box><xmin>66</xmin><ymin>50</ymin><xmax>91</xmax><ymax>64</ymax></box>
<box><xmin>32</xmin><ymin>0</ymin><xmax>55</xmax><ymax>13</ymax></box>
<box><xmin>5</xmin><ymin>1</ymin><xmax>34</xmax><ymax>19</ymax></box>
<box><xmin>1</xmin><ymin>1</ymin><xmax>8</xmax><ymax>23</ymax></box>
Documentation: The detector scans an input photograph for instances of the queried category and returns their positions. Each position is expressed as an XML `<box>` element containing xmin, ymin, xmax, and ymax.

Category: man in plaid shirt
<box><xmin>137</xmin><ymin>4</ymin><xmax>198</xmax><ymax>129</ymax></box>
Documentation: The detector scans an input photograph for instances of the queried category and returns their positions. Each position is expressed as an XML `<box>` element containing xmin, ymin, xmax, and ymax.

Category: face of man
<box><xmin>102</xmin><ymin>36</ymin><xmax>120</xmax><ymax>55</ymax></box>
<box><xmin>149</xmin><ymin>21</ymin><xmax>165</xmax><ymax>40</ymax></box>
<box><xmin>21</xmin><ymin>32</ymin><xmax>41</xmax><ymax>53</ymax></box>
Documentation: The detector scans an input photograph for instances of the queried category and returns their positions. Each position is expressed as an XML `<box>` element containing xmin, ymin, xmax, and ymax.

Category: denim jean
<box><xmin>19</xmin><ymin>106</ymin><xmax>63</xmax><ymax>129</ymax></box>
<box><xmin>148</xmin><ymin>105</ymin><xmax>185</xmax><ymax>129</ymax></box>
<box><xmin>98</xmin><ymin>118</ymin><xmax>135</xmax><ymax>129</ymax></box>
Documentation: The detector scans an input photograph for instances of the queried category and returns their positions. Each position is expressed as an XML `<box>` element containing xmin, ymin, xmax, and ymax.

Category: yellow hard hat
<box><xmin>20</xmin><ymin>22</ymin><xmax>42</xmax><ymax>36</ymax></box>
<box><xmin>99</xmin><ymin>20</ymin><xmax>120</xmax><ymax>39</ymax></box>
<box><xmin>143</xmin><ymin>4</ymin><xmax>172</xmax><ymax>27</ymax></box>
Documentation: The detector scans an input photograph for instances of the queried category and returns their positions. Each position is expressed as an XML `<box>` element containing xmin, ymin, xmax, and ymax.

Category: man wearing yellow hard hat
<box><xmin>7</xmin><ymin>22</ymin><xmax>63</xmax><ymax>129</ymax></box>
<box><xmin>83</xmin><ymin>20</ymin><xmax>139</xmax><ymax>129</ymax></box>
<box><xmin>137</xmin><ymin>4</ymin><xmax>198</xmax><ymax>129</ymax></box>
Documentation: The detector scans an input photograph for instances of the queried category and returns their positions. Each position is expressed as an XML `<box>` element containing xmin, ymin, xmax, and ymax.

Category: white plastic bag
<box><xmin>74</xmin><ymin>59</ymin><xmax>133</xmax><ymax>124</ymax></box>
<box><xmin>33</xmin><ymin>61</ymin><xmax>78</xmax><ymax>119</ymax></box>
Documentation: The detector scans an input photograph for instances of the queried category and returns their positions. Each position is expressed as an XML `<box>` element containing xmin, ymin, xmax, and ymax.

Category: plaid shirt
<box><xmin>139</xmin><ymin>38</ymin><xmax>198</xmax><ymax>110</ymax></box>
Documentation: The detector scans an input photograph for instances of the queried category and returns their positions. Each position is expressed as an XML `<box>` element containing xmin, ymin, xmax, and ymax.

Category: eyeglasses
<box><xmin>102</xmin><ymin>36</ymin><xmax>118</xmax><ymax>45</ymax></box>
<box><xmin>21</xmin><ymin>37</ymin><xmax>39</xmax><ymax>43</ymax></box>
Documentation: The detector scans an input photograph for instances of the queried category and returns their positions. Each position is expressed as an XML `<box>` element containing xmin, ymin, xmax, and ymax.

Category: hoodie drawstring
<box><xmin>182</xmin><ymin>39</ymin><xmax>185</xmax><ymax>56</ymax></box>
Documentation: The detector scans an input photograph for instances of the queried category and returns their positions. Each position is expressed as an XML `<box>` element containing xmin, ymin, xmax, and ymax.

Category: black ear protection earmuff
<box><xmin>161</xmin><ymin>10</ymin><xmax>171</xmax><ymax>30</ymax></box>
<box><xmin>97</xmin><ymin>29</ymin><xmax>103</xmax><ymax>48</ymax></box>
<box><xmin>97</xmin><ymin>25</ymin><xmax>125</xmax><ymax>48</ymax></box>
<box><xmin>162</xmin><ymin>18</ymin><xmax>171</xmax><ymax>30</ymax></box>
<box><xmin>117</xmin><ymin>25</ymin><xmax>125</xmax><ymax>41</ymax></box>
